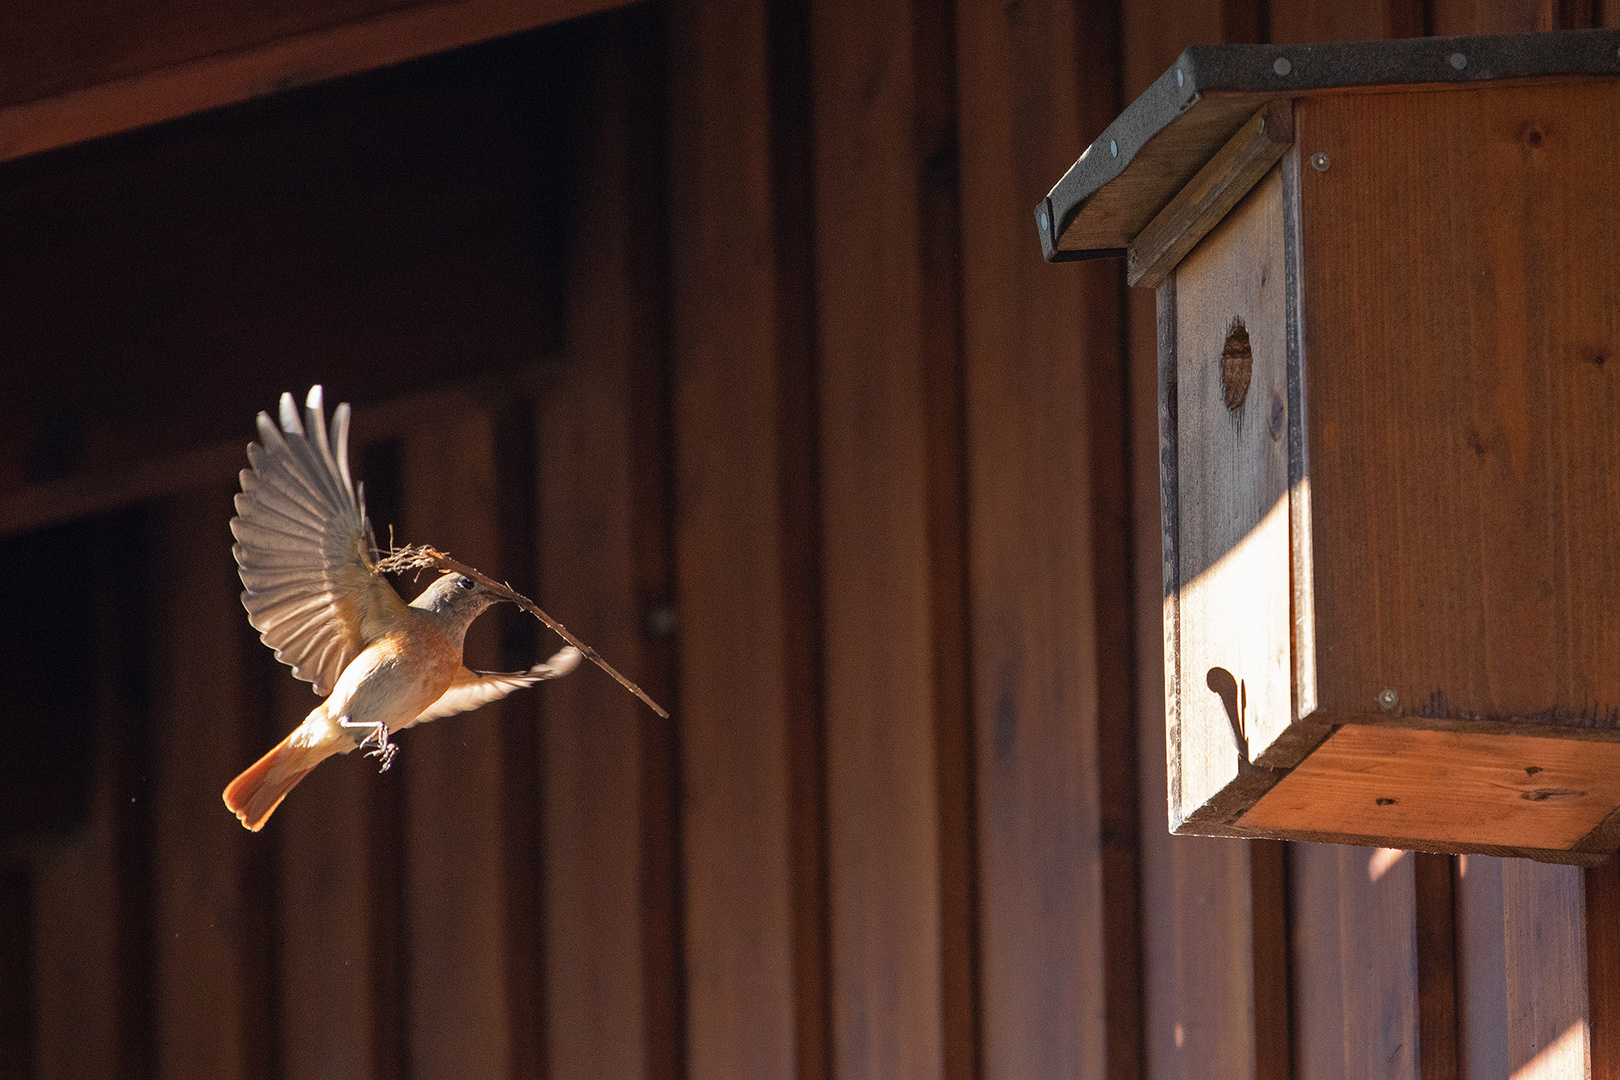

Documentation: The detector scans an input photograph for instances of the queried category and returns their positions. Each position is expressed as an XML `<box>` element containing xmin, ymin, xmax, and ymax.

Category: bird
<box><xmin>222</xmin><ymin>386</ymin><xmax>580</xmax><ymax>831</ymax></box>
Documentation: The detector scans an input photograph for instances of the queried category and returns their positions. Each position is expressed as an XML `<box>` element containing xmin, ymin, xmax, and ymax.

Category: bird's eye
<box><xmin>457</xmin><ymin>576</ymin><xmax>476</xmax><ymax>590</ymax></box>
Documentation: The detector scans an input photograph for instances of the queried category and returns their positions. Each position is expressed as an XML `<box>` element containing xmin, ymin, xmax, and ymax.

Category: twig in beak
<box><xmin>376</xmin><ymin>543</ymin><xmax>670</xmax><ymax>719</ymax></box>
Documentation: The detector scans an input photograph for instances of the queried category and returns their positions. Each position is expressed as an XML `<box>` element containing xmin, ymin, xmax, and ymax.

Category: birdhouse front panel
<box><xmin>1163</xmin><ymin>165</ymin><xmax>1294</xmax><ymax>828</ymax></box>
<box><xmin>1042</xmin><ymin>30</ymin><xmax>1620</xmax><ymax>862</ymax></box>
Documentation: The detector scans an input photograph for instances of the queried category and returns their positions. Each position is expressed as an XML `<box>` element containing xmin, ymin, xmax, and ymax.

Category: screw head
<box><xmin>1109</xmin><ymin>139</ymin><xmax>1118</xmax><ymax>158</ymax></box>
<box><xmin>1176</xmin><ymin>68</ymin><xmax>1184</xmax><ymax>87</ymax></box>
<box><xmin>1038</xmin><ymin>207</ymin><xmax>1049</xmax><ymax>231</ymax></box>
<box><xmin>1450</xmin><ymin>52</ymin><xmax>1468</xmax><ymax>71</ymax></box>
<box><xmin>1273</xmin><ymin>57</ymin><xmax>1292</xmax><ymax>76</ymax></box>
<box><xmin>1310</xmin><ymin>151</ymin><xmax>1330</xmax><ymax>172</ymax></box>
<box><xmin>1377</xmin><ymin>688</ymin><xmax>1399</xmax><ymax>712</ymax></box>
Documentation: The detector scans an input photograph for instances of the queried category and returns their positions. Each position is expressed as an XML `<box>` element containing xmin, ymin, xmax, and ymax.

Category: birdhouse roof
<box><xmin>1036</xmin><ymin>28</ymin><xmax>1620</xmax><ymax>263</ymax></box>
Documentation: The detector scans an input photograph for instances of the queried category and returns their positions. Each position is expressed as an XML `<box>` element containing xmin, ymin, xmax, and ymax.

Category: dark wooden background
<box><xmin>0</xmin><ymin>0</ymin><xmax>1617</xmax><ymax>1078</ymax></box>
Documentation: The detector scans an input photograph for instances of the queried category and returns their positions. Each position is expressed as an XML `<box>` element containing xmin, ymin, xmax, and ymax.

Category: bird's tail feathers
<box><xmin>223</xmin><ymin>726</ymin><xmax>344</xmax><ymax>831</ymax></box>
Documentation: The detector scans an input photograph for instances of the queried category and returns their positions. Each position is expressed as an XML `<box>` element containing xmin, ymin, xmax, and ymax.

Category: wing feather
<box><xmin>233</xmin><ymin>386</ymin><xmax>409</xmax><ymax>695</ymax></box>
<box><xmin>405</xmin><ymin>648</ymin><xmax>583</xmax><ymax>727</ymax></box>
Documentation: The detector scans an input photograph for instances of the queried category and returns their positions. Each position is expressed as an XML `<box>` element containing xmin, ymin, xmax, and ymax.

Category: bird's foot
<box><xmin>341</xmin><ymin>717</ymin><xmax>398</xmax><ymax>772</ymax></box>
<box><xmin>364</xmin><ymin>737</ymin><xmax>398</xmax><ymax>772</ymax></box>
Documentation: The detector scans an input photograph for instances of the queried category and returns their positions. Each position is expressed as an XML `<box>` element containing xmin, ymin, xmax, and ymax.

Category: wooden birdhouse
<box><xmin>1039</xmin><ymin>29</ymin><xmax>1620</xmax><ymax>864</ymax></box>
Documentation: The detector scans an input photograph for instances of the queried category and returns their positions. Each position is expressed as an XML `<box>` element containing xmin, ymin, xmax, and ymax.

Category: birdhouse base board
<box><xmin>1202</xmin><ymin>724</ymin><xmax>1620</xmax><ymax>863</ymax></box>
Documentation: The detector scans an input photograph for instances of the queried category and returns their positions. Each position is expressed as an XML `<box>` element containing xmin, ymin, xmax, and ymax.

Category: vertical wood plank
<box><xmin>1430</xmin><ymin>0</ymin><xmax>1555</xmax><ymax>33</ymax></box>
<box><xmin>29</xmin><ymin>514</ymin><xmax>141</xmax><ymax>1080</ymax></box>
<box><xmin>0</xmin><ymin>867</ymin><xmax>33</xmax><ymax>1080</ymax></box>
<box><xmin>1503</xmin><ymin>862</ymin><xmax>1590</xmax><ymax>1077</ymax></box>
<box><xmin>1415</xmin><ymin>854</ymin><xmax>1460</xmax><ymax>1080</ymax></box>
<box><xmin>1454</xmin><ymin>854</ymin><xmax>1509</xmax><ymax>1080</ymax></box>
<box><xmin>954</xmin><ymin>0</ymin><xmax>1122</xmax><ymax>1075</ymax></box>
<box><xmin>276</xmin><ymin>678</ymin><xmax>377</xmax><ymax>1080</ymax></box>
<box><xmin>398</xmin><ymin>414</ymin><xmax>512</xmax><ymax>1080</ymax></box>
<box><xmin>1587</xmin><ymin>857</ymin><xmax>1620</xmax><ymax>1078</ymax></box>
<box><xmin>1124</xmin><ymin>4</ymin><xmax>1277</xmax><ymax>1080</ymax></box>
<box><xmin>1267</xmin><ymin>0</ymin><xmax>1421</xmax><ymax>43</ymax></box>
<box><xmin>808</xmin><ymin>0</ymin><xmax>966</xmax><ymax>1076</ymax></box>
<box><xmin>1290</xmin><ymin>844</ymin><xmax>1420</xmax><ymax>1080</ymax></box>
<box><xmin>150</xmin><ymin>489</ymin><xmax>274</xmax><ymax>1080</ymax></box>
<box><xmin>667</xmin><ymin>0</ymin><xmax>810</xmax><ymax>1074</ymax></box>
<box><xmin>272</xmin><ymin>436</ymin><xmax>401</xmax><ymax>1080</ymax></box>
<box><xmin>537</xmin><ymin>13</ymin><xmax>663</xmax><ymax>1078</ymax></box>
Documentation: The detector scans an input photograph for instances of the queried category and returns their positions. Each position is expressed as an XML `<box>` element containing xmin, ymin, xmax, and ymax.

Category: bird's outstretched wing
<box><xmin>231</xmin><ymin>386</ymin><xmax>410</xmax><ymax>695</ymax></box>
<box><xmin>407</xmin><ymin>647</ymin><xmax>584</xmax><ymax>726</ymax></box>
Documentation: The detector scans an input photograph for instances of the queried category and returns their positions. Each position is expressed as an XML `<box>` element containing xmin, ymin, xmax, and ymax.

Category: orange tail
<box><xmin>223</xmin><ymin>729</ymin><xmax>342</xmax><ymax>831</ymax></box>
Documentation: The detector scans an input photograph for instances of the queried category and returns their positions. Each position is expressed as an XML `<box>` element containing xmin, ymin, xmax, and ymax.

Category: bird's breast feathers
<box><xmin>318</xmin><ymin>618</ymin><xmax>463</xmax><ymax>735</ymax></box>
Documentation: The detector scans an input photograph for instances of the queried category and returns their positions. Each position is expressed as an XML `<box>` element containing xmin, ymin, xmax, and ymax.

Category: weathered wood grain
<box><xmin>1170</xmin><ymin>165</ymin><xmax>1294</xmax><ymax>813</ymax></box>
<box><xmin>1290</xmin><ymin>843</ymin><xmax>1421</xmax><ymax>1080</ymax></box>
<box><xmin>1503</xmin><ymin>861</ymin><xmax>1591</xmax><ymax>1076</ymax></box>
<box><xmin>955</xmin><ymin>0</ymin><xmax>1121</xmax><ymax>1073</ymax></box>
<box><xmin>666</xmin><ymin>0</ymin><xmax>810</xmax><ymax>1075</ymax></box>
<box><xmin>1128</xmin><ymin>101</ymin><xmax>1293</xmax><ymax>290</ymax></box>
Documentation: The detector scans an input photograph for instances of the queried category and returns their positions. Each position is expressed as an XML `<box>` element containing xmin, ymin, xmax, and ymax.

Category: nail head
<box><xmin>1377</xmin><ymin>688</ymin><xmax>1399</xmax><ymax>711</ymax></box>
<box><xmin>1109</xmin><ymin>139</ymin><xmax>1118</xmax><ymax>158</ymax></box>
<box><xmin>1310</xmin><ymin>151</ymin><xmax>1330</xmax><ymax>171</ymax></box>
<box><xmin>1273</xmin><ymin>57</ymin><xmax>1292</xmax><ymax>76</ymax></box>
<box><xmin>1450</xmin><ymin>52</ymin><xmax>1467</xmax><ymax>70</ymax></box>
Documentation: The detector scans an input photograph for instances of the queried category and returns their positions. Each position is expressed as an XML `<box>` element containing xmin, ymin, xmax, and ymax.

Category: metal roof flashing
<box><xmin>1036</xmin><ymin>28</ymin><xmax>1620</xmax><ymax>263</ymax></box>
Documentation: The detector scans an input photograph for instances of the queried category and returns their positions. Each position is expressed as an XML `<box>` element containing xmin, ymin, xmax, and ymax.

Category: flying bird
<box><xmin>223</xmin><ymin>386</ymin><xmax>580</xmax><ymax>831</ymax></box>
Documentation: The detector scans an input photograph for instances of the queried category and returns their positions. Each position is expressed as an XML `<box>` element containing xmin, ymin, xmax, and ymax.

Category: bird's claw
<box><xmin>359</xmin><ymin>724</ymin><xmax>397</xmax><ymax>772</ymax></box>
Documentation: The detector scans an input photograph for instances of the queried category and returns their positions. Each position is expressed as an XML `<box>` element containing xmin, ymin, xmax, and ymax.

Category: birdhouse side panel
<box><xmin>1297</xmin><ymin>81</ymin><xmax>1620</xmax><ymax>731</ymax></box>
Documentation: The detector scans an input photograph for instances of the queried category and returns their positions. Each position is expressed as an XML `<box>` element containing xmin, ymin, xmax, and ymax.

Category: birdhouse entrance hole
<box><xmin>1220</xmin><ymin>319</ymin><xmax>1252</xmax><ymax>412</ymax></box>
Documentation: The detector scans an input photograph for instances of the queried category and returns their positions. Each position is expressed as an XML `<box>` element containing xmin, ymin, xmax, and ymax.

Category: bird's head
<box><xmin>410</xmin><ymin>571</ymin><xmax>504</xmax><ymax>628</ymax></box>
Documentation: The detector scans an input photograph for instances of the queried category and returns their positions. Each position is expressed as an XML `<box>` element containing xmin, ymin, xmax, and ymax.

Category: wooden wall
<box><xmin>1</xmin><ymin>1</ymin><xmax>1618</xmax><ymax>1079</ymax></box>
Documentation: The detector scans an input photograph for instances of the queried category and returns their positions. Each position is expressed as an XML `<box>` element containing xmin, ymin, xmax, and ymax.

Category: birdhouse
<box><xmin>1038</xmin><ymin>29</ymin><xmax>1620</xmax><ymax>864</ymax></box>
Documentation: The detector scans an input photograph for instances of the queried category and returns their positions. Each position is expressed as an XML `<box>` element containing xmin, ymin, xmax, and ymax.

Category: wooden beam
<box><xmin>1126</xmin><ymin>100</ymin><xmax>1293</xmax><ymax>290</ymax></box>
<box><xmin>0</xmin><ymin>0</ymin><xmax>629</xmax><ymax>164</ymax></box>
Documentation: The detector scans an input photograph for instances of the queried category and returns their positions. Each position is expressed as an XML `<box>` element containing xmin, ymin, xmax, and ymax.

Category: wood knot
<box><xmin>1221</xmin><ymin>319</ymin><xmax>1252</xmax><ymax>413</ymax></box>
<box><xmin>1522</xmin><ymin>788</ymin><xmax>1582</xmax><ymax>802</ymax></box>
<box><xmin>1375</xmin><ymin>797</ymin><xmax>1396</xmax><ymax>806</ymax></box>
